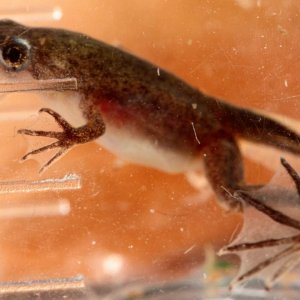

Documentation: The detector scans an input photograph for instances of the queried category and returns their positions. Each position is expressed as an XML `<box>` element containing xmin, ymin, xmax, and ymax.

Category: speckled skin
<box><xmin>1</xmin><ymin>20</ymin><xmax>300</xmax><ymax>210</ymax></box>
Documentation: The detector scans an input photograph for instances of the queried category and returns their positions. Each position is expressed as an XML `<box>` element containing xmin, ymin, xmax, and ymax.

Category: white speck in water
<box><xmin>192</xmin><ymin>103</ymin><xmax>197</xmax><ymax>109</ymax></box>
<box><xmin>203</xmin><ymin>272</ymin><xmax>208</xmax><ymax>279</ymax></box>
<box><xmin>187</xmin><ymin>39</ymin><xmax>193</xmax><ymax>46</ymax></box>
<box><xmin>91</xmin><ymin>240</ymin><xmax>97</xmax><ymax>246</ymax></box>
<box><xmin>184</xmin><ymin>244</ymin><xmax>196</xmax><ymax>255</ymax></box>
<box><xmin>235</xmin><ymin>0</ymin><xmax>254</xmax><ymax>10</ymax></box>
<box><xmin>278</xmin><ymin>25</ymin><xmax>288</xmax><ymax>35</ymax></box>
<box><xmin>128</xmin><ymin>245</ymin><xmax>134</xmax><ymax>249</ymax></box>
<box><xmin>157</xmin><ymin>68</ymin><xmax>160</xmax><ymax>76</ymax></box>
<box><xmin>191</xmin><ymin>122</ymin><xmax>201</xmax><ymax>144</ymax></box>
<box><xmin>102</xmin><ymin>254</ymin><xmax>123</xmax><ymax>275</ymax></box>
<box><xmin>59</xmin><ymin>200</ymin><xmax>71</xmax><ymax>216</ymax></box>
<box><xmin>180</xmin><ymin>227</ymin><xmax>184</xmax><ymax>232</ymax></box>
<box><xmin>203</xmin><ymin>153</ymin><xmax>207</xmax><ymax>157</ymax></box>
<box><xmin>284</xmin><ymin>79</ymin><xmax>288</xmax><ymax>87</ymax></box>
<box><xmin>232</xmin><ymin>47</ymin><xmax>238</xmax><ymax>54</ymax></box>
<box><xmin>113</xmin><ymin>158</ymin><xmax>128</xmax><ymax>169</ymax></box>
<box><xmin>149</xmin><ymin>208</ymin><xmax>155</xmax><ymax>214</ymax></box>
<box><xmin>52</xmin><ymin>7</ymin><xmax>63</xmax><ymax>20</ymax></box>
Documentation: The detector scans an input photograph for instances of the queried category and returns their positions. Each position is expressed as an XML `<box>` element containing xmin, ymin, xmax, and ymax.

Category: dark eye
<box><xmin>1</xmin><ymin>38</ymin><xmax>30</xmax><ymax>70</ymax></box>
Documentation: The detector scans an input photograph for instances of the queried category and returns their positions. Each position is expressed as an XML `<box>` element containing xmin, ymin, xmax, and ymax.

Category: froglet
<box><xmin>0</xmin><ymin>20</ymin><xmax>299</xmax><ymax>210</ymax></box>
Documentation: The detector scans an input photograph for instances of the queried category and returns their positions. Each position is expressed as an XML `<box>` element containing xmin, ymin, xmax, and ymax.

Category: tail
<box><xmin>219</xmin><ymin>102</ymin><xmax>300</xmax><ymax>155</ymax></box>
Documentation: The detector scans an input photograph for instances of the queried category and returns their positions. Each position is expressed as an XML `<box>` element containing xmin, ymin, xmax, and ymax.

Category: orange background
<box><xmin>0</xmin><ymin>0</ymin><xmax>298</xmax><ymax>284</ymax></box>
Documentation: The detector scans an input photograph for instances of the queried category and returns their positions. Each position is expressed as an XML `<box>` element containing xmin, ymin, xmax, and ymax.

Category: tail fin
<box><xmin>220</xmin><ymin>102</ymin><xmax>300</xmax><ymax>155</ymax></box>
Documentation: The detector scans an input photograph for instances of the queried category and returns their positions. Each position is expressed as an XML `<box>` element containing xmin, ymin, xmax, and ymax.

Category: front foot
<box><xmin>18</xmin><ymin>108</ymin><xmax>105</xmax><ymax>172</ymax></box>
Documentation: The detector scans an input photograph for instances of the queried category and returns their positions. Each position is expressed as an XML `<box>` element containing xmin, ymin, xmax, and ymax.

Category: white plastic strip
<box><xmin>0</xmin><ymin>78</ymin><xmax>78</xmax><ymax>93</ymax></box>
<box><xmin>0</xmin><ymin>275</ymin><xmax>85</xmax><ymax>294</ymax></box>
<box><xmin>0</xmin><ymin>174</ymin><xmax>81</xmax><ymax>194</ymax></box>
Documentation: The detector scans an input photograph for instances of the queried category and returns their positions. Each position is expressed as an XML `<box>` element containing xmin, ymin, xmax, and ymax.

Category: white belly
<box><xmin>98</xmin><ymin>124</ymin><xmax>203</xmax><ymax>174</ymax></box>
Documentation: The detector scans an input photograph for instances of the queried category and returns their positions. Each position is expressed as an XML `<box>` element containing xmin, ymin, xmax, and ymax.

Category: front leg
<box><xmin>18</xmin><ymin>108</ymin><xmax>105</xmax><ymax>172</ymax></box>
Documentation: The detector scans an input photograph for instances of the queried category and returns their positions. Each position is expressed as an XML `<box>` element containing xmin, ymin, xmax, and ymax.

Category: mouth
<box><xmin>0</xmin><ymin>77</ymin><xmax>77</xmax><ymax>93</ymax></box>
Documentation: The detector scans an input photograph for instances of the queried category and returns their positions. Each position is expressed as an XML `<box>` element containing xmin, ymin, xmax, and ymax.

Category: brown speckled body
<box><xmin>12</xmin><ymin>22</ymin><xmax>221</xmax><ymax>155</ymax></box>
<box><xmin>1</xmin><ymin>20</ymin><xmax>300</xmax><ymax>210</ymax></box>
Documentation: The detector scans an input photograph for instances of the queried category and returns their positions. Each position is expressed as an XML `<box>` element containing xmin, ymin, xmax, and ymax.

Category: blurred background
<box><xmin>0</xmin><ymin>0</ymin><xmax>298</xmax><ymax>290</ymax></box>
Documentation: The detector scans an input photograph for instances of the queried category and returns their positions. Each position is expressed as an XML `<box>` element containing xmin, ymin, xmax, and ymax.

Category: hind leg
<box><xmin>202</xmin><ymin>134</ymin><xmax>249</xmax><ymax>211</ymax></box>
